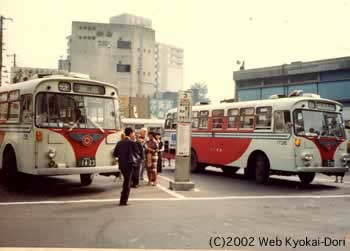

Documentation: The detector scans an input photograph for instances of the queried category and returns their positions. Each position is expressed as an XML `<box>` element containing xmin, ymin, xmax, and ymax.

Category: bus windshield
<box><xmin>294</xmin><ymin>109</ymin><xmax>345</xmax><ymax>138</ymax></box>
<box><xmin>36</xmin><ymin>93</ymin><xmax>118</xmax><ymax>129</ymax></box>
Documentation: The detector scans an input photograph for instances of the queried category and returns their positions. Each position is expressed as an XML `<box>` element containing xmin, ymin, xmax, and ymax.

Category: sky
<box><xmin>1</xmin><ymin>0</ymin><xmax>350</xmax><ymax>102</ymax></box>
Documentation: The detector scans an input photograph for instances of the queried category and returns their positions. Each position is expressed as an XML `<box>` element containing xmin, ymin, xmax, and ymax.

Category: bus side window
<box><xmin>165</xmin><ymin>118</ymin><xmax>172</xmax><ymax>129</ymax></box>
<box><xmin>274</xmin><ymin>111</ymin><xmax>291</xmax><ymax>133</ymax></box>
<box><xmin>199</xmin><ymin>110</ymin><xmax>209</xmax><ymax>129</ymax></box>
<box><xmin>192</xmin><ymin>111</ymin><xmax>199</xmax><ymax>128</ymax></box>
<box><xmin>0</xmin><ymin>92</ymin><xmax>8</xmax><ymax>121</ymax></box>
<box><xmin>240</xmin><ymin>108</ymin><xmax>255</xmax><ymax>129</ymax></box>
<box><xmin>212</xmin><ymin>109</ymin><xmax>224</xmax><ymax>129</ymax></box>
<box><xmin>171</xmin><ymin>112</ymin><xmax>177</xmax><ymax>129</ymax></box>
<box><xmin>227</xmin><ymin>108</ymin><xmax>239</xmax><ymax>129</ymax></box>
<box><xmin>21</xmin><ymin>95</ymin><xmax>33</xmax><ymax>124</ymax></box>
<box><xmin>256</xmin><ymin>106</ymin><xmax>272</xmax><ymax>130</ymax></box>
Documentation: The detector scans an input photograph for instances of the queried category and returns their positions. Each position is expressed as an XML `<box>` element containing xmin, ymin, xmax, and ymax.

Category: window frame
<box><xmin>211</xmin><ymin>109</ymin><xmax>224</xmax><ymax>130</ymax></box>
<box><xmin>240</xmin><ymin>107</ymin><xmax>255</xmax><ymax>130</ymax></box>
<box><xmin>227</xmin><ymin>108</ymin><xmax>240</xmax><ymax>129</ymax></box>
<box><xmin>192</xmin><ymin>111</ymin><xmax>199</xmax><ymax>129</ymax></box>
<box><xmin>198</xmin><ymin>110</ymin><xmax>209</xmax><ymax>129</ymax></box>
<box><xmin>255</xmin><ymin>106</ymin><xmax>272</xmax><ymax>130</ymax></box>
<box><xmin>273</xmin><ymin>110</ymin><xmax>291</xmax><ymax>133</ymax></box>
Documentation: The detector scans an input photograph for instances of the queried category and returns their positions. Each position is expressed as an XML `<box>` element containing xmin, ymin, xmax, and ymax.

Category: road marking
<box><xmin>1</xmin><ymin>194</ymin><xmax>350</xmax><ymax>206</ymax></box>
<box><xmin>156</xmin><ymin>183</ymin><xmax>186</xmax><ymax>199</ymax></box>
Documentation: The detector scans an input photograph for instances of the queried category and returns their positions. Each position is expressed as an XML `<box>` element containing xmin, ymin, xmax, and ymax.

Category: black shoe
<box><xmin>119</xmin><ymin>202</ymin><xmax>128</xmax><ymax>206</ymax></box>
<box><xmin>131</xmin><ymin>184</ymin><xmax>139</xmax><ymax>188</ymax></box>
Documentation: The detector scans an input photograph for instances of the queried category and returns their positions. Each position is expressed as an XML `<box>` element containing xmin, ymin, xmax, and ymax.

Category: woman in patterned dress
<box><xmin>145</xmin><ymin>132</ymin><xmax>159</xmax><ymax>186</ymax></box>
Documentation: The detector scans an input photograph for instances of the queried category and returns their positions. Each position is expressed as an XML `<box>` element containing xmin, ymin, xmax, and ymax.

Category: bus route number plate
<box><xmin>77</xmin><ymin>157</ymin><xmax>96</xmax><ymax>167</ymax></box>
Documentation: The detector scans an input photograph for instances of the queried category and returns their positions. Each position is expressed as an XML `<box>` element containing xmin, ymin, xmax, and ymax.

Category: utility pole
<box><xmin>0</xmin><ymin>15</ymin><xmax>13</xmax><ymax>85</ymax></box>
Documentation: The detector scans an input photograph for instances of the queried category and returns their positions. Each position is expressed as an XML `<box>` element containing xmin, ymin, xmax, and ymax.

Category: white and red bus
<box><xmin>0</xmin><ymin>75</ymin><xmax>122</xmax><ymax>186</ymax></box>
<box><xmin>121</xmin><ymin>118</ymin><xmax>164</xmax><ymax>134</ymax></box>
<box><xmin>163</xmin><ymin>93</ymin><xmax>349</xmax><ymax>184</ymax></box>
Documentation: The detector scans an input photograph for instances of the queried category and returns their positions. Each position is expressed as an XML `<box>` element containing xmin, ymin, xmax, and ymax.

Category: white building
<box><xmin>109</xmin><ymin>13</ymin><xmax>152</xmax><ymax>29</ymax></box>
<box><xmin>65</xmin><ymin>14</ymin><xmax>156</xmax><ymax>97</ymax></box>
<box><xmin>155</xmin><ymin>43</ymin><xmax>183</xmax><ymax>92</ymax></box>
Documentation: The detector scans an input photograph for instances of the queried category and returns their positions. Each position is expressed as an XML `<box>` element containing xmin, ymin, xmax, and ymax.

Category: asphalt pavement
<box><xmin>0</xmin><ymin>166</ymin><xmax>349</xmax><ymax>250</ymax></box>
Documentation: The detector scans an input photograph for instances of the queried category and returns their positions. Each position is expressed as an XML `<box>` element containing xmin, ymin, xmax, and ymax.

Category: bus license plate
<box><xmin>77</xmin><ymin>157</ymin><xmax>96</xmax><ymax>167</ymax></box>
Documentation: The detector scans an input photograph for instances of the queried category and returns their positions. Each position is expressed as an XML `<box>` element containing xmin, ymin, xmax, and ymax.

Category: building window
<box><xmin>96</xmin><ymin>31</ymin><xmax>104</xmax><ymax>37</ymax></box>
<box><xmin>117</xmin><ymin>40</ymin><xmax>131</xmax><ymax>49</ymax></box>
<box><xmin>199</xmin><ymin>110</ymin><xmax>209</xmax><ymax>129</ymax></box>
<box><xmin>106</xmin><ymin>31</ymin><xmax>112</xmax><ymax>37</ymax></box>
<box><xmin>240</xmin><ymin>108</ymin><xmax>255</xmax><ymax>129</ymax></box>
<box><xmin>79</xmin><ymin>36</ymin><xmax>82</xmax><ymax>40</ymax></box>
<box><xmin>212</xmin><ymin>109</ymin><xmax>224</xmax><ymax>129</ymax></box>
<box><xmin>238</xmin><ymin>89</ymin><xmax>261</xmax><ymax>101</ymax></box>
<box><xmin>116</xmin><ymin>64</ymin><xmax>131</xmax><ymax>72</ymax></box>
<box><xmin>255</xmin><ymin>106</ymin><xmax>272</xmax><ymax>129</ymax></box>
<box><xmin>227</xmin><ymin>108</ymin><xmax>239</xmax><ymax>129</ymax></box>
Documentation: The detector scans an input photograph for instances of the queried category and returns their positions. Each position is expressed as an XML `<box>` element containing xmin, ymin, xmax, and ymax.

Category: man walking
<box><xmin>113</xmin><ymin>127</ymin><xmax>138</xmax><ymax>206</ymax></box>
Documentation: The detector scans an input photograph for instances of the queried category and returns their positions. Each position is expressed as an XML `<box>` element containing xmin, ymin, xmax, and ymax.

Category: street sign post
<box><xmin>169</xmin><ymin>90</ymin><xmax>195</xmax><ymax>191</ymax></box>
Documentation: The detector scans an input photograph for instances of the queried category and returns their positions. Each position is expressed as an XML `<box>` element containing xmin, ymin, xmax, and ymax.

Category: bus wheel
<box><xmin>298</xmin><ymin>172</ymin><xmax>315</xmax><ymax>185</ymax></box>
<box><xmin>2</xmin><ymin>147</ymin><xmax>23</xmax><ymax>190</ymax></box>
<box><xmin>255</xmin><ymin>154</ymin><xmax>270</xmax><ymax>184</ymax></box>
<box><xmin>80</xmin><ymin>174</ymin><xmax>94</xmax><ymax>186</ymax></box>
<box><xmin>221</xmin><ymin>167</ymin><xmax>239</xmax><ymax>176</ymax></box>
<box><xmin>190</xmin><ymin>150</ymin><xmax>203</xmax><ymax>173</ymax></box>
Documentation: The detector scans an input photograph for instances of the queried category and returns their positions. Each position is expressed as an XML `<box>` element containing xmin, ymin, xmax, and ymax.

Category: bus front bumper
<box><xmin>296</xmin><ymin>166</ymin><xmax>349</xmax><ymax>173</ymax></box>
<box><xmin>35</xmin><ymin>165</ymin><xmax>119</xmax><ymax>176</ymax></box>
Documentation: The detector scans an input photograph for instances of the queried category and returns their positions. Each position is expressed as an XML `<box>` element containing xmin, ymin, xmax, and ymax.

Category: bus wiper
<box><xmin>87</xmin><ymin>116</ymin><xmax>105</xmax><ymax>133</ymax></box>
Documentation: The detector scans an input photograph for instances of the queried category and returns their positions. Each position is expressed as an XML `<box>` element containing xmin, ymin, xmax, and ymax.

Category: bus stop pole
<box><xmin>169</xmin><ymin>90</ymin><xmax>195</xmax><ymax>191</ymax></box>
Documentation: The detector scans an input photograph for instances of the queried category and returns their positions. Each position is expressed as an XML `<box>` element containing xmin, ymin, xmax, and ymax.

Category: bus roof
<box><xmin>166</xmin><ymin>96</ymin><xmax>343</xmax><ymax>114</ymax></box>
<box><xmin>121</xmin><ymin>118</ymin><xmax>165</xmax><ymax>125</ymax></box>
<box><xmin>0</xmin><ymin>75</ymin><xmax>118</xmax><ymax>94</ymax></box>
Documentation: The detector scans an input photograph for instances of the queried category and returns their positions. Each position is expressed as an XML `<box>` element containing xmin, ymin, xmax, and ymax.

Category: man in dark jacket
<box><xmin>131</xmin><ymin>133</ymin><xmax>144</xmax><ymax>188</ymax></box>
<box><xmin>113</xmin><ymin>127</ymin><xmax>138</xmax><ymax>206</ymax></box>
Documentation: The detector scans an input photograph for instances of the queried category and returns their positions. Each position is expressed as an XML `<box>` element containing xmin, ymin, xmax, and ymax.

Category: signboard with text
<box><xmin>177</xmin><ymin>91</ymin><xmax>192</xmax><ymax>123</ymax></box>
<box><xmin>176</xmin><ymin>90</ymin><xmax>192</xmax><ymax>157</ymax></box>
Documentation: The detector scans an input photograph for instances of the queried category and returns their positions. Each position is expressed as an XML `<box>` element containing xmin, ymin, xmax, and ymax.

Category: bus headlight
<box><xmin>301</xmin><ymin>153</ymin><xmax>313</xmax><ymax>161</ymax></box>
<box><xmin>341</xmin><ymin>154</ymin><xmax>350</xmax><ymax>165</ymax></box>
<box><xmin>48</xmin><ymin>148</ymin><xmax>57</xmax><ymax>159</ymax></box>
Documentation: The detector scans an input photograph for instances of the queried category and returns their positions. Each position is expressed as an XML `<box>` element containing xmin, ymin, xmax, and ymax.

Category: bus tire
<box><xmin>255</xmin><ymin>154</ymin><xmax>270</xmax><ymax>184</ymax></box>
<box><xmin>80</xmin><ymin>174</ymin><xmax>94</xmax><ymax>186</ymax></box>
<box><xmin>190</xmin><ymin>150</ymin><xmax>203</xmax><ymax>173</ymax></box>
<box><xmin>221</xmin><ymin>166</ymin><xmax>239</xmax><ymax>176</ymax></box>
<box><xmin>298</xmin><ymin>172</ymin><xmax>315</xmax><ymax>185</ymax></box>
<box><xmin>2</xmin><ymin>146</ymin><xmax>22</xmax><ymax>189</ymax></box>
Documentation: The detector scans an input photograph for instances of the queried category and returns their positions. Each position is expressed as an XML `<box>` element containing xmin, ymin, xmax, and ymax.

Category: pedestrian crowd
<box><xmin>113</xmin><ymin>127</ymin><xmax>164</xmax><ymax>206</ymax></box>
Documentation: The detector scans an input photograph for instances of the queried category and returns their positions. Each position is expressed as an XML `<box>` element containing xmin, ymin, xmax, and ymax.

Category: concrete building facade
<box><xmin>65</xmin><ymin>15</ymin><xmax>156</xmax><ymax>97</ymax></box>
<box><xmin>154</xmin><ymin>43</ymin><xmax>183</xmax><ymax>92</ymax></box>
<box><xmin>233</xmin><ymin>56</ymin><xmax>350</xmax><ymax>118</ymax></box>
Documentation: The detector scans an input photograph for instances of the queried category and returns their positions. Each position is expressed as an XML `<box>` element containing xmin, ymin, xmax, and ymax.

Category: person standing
<box><xmin>145</xmin><ymin>132</ymin><xmax>159</xmax><ymax>186</ymax></box>
<box><xmin>155</xmin><ymin>132</ymin><xmax>164</xmax><ymax>173</ymax></box>
<box><xmin>131</xmin><ymin>133</ymin><xmax>144</xmax><ymax>188</ymax></box>
<box><xmin>138</xmin><ymin>128</ymin><xmax>147</xmax><ymax>181</ymax></box>
<box><xmin>113</xmin><ymin>127</ymin><xmax>138</xmax><ymax>206</ymax></box>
